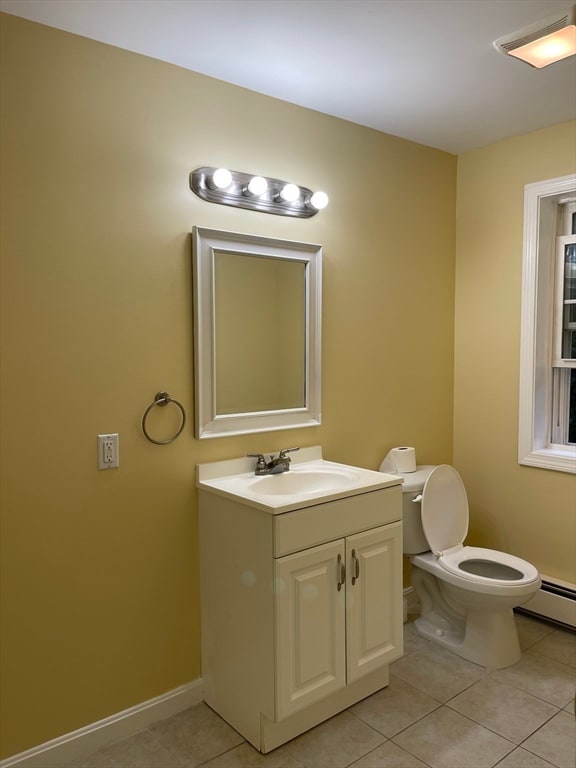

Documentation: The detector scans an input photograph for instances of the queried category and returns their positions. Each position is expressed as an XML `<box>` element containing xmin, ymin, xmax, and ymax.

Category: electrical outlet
<box><xmin>98</xmin><ymin>433</ymin><xmax>119</xmax><ymax>470</ymax></box>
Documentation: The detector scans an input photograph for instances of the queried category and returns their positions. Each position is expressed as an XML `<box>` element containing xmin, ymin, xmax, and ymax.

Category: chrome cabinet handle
<box><xmin>336</xmin><ymin>554</ymin><xmax>346</xmax><ymax>592</ymax></box>
<box><xmin>351</xmin><ymin>549</ymin><xmax>360</xmax><ymax>585</ymax></box>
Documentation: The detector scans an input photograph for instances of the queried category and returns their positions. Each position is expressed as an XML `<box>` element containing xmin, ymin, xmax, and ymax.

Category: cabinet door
<box><xmin>275</xmin><ymin>539</ymin><xmax>346</xmax><ymax>719</ymax></box>
<box><xmin>346</xmin><ymin>521</ymin><xmax>403</xmax><ymax>683</ymax></box>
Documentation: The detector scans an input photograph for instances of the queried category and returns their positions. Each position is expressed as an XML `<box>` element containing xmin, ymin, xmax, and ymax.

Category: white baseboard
<box><xmin>0</xmin><ymin>679</ymin><xmax>203</xmax><ymax>768</ymax></box>
<box><xmin>519</xmin><ymin>574</ymin><xmax>576</xmax><ymax>629</ymax></box>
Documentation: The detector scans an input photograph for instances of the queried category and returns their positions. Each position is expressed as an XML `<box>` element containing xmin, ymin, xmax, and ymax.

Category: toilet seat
<box><xmin>439</xmin><ymin>546</ymin><xmax>539</xmax><ymax>585</ymax></box>
<box><xmin>420</xmin><ymin>464</ymin><xmax>469</xmax><ymax>555</ymax></box>
<box><xmin>420</xmin><ymin>465</ymin><xmax>539</xmax><ymax>587</ymax></box>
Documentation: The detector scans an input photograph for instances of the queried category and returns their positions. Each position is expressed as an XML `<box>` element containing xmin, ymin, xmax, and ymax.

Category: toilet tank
<box><xmin>398</xmin><ymin>465</ymin><xmax>436</xmax><ymax>555</ymax></box>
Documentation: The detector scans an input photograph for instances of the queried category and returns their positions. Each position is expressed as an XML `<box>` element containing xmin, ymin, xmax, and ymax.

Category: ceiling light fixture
<box><xmin>493</xmin><ymin>5</ymin><xmax>576</xmax><ymax>68</ymax></box>
<box><xmin>190</xmin><ymin>167</ymin><xmax>328</xmax><ymax>217</ymax></box>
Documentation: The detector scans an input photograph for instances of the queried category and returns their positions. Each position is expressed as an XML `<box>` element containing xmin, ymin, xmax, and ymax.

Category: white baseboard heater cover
<box><xmin>517</xmin><ymin>575</ymin><xmax>576</xmax><ymax>629</ymax></box>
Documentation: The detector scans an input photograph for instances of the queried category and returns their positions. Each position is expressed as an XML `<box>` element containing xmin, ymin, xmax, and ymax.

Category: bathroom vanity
<box><xmin>196</xmin><ymin>446</ymin><xmax>403</xmax><ymax>752</ymax></box>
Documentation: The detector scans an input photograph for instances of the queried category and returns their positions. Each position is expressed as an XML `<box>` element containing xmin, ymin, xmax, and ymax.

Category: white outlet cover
<box><xmin>97</xmin><ymin>433</ymin><xmax>119</xmax><ymax>470</ymax></box>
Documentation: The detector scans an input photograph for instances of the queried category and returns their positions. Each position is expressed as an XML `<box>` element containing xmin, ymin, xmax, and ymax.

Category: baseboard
<box><xmin>0</xmin><ymin>679</ymin><xmax>203</xmax><ymax>768</ymax></box>
<box><xmin>518</xmin><ymin>574</ymin><xmax>576</xmax><ymax>629</ymax></box>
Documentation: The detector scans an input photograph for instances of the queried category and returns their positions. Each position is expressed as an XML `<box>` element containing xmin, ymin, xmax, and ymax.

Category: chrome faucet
<box><xmin>247</xmin><ymin>447</ymin><xmax>300</xmax><ymax>475</ymax></box>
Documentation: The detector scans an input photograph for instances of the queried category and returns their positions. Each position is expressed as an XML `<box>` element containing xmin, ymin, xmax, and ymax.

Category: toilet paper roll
<box><xmin>391</xmin><ymin>446</ymin><xmax>417</xmax><ymax>473</ymax></box>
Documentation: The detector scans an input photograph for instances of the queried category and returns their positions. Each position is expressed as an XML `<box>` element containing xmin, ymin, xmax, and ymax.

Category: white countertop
<box><xmin>196</xmin><ymin>446</ymin><xmax>403</xmax><ymax>514</ymax></box>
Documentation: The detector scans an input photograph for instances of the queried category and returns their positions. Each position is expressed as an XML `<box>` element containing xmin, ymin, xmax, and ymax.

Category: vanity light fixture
<box><xmin>190</xmin><ymin>166</ymin><xmax>329</xmax><ymax>218</ymax></box>
<box><xmin>308</xmin><ymin>190</ymin><xmax>329</xmax><ymax>211</ymax></box>
<box><xmin>493</xmin><ymin>5</ymin><xmax>576</xmax><ymax>68</ymax></box>
<box><xmin>207</xmin><ymin>167</ymin><xmax>233</xmax><ymax>190</ymax></box>
<box><xmin>278</xmin><ymin>183</ymin><xmax>300</xmax><ymax>203</ymax></box>
<box><xmin>245</xmin><ymin>175</ymin><xmax>268</xmax><ymax>196</ymax></box>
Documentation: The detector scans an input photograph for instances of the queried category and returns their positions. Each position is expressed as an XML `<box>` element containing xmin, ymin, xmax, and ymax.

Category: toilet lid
<box><xmin>421</xmin><ymin>465</ymin><xmax>469</xmax><ymax>555</ymax></box>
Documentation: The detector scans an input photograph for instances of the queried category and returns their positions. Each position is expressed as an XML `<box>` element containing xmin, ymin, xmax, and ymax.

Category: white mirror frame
<box><xmin>193</xmin><ymin>227</ymin><xmax>322</xmax><ymax>439</ymax></box>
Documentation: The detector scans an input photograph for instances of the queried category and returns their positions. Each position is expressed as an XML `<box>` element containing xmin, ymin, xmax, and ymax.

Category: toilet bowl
<box><xmin>380</xmin><ymin>457</ymin><xmax>541</xmax><ymax>668</ymax></box>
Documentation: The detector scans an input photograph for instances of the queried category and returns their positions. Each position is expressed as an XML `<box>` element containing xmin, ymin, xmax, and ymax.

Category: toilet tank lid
<box><xmin>395</xmin><ymin>465</ymin><xmax>436</xmax><ymax>492</ymax></box>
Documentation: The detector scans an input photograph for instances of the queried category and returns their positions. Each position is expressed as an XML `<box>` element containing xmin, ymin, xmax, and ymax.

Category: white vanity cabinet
<box><xmin>197</xmin><ymin>458</ymin><xmax>403</xmax><ymax>753</ymax></box>
<box><xmin>275</xmin><ymin>521</ymin><xmax>402</xmax><ymax>720</ymax></box>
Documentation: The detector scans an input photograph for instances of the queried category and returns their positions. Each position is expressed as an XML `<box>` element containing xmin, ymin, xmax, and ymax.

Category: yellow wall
<box><xmin>454</xmin><ymin>122</ymin><xmax>576</xmax><ymax>582</ymax></box>
<box><xmin>0</xmin><ymin>14</ymin><xmax>456</xmax><ymax>757</ymax></box>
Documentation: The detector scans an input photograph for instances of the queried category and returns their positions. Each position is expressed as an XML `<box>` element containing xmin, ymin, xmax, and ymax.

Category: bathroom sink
<box><xmin>196</xmin><ymin>446</ymin><xmax>403</xmax><ymax>513</ymax></box>
<box><xmin>248</xmin><ymin>467</ymin><xmax>360</xmax><ymax>496</ymax></box>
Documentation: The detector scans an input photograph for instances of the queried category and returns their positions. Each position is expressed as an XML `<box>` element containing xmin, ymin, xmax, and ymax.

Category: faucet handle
<box><xmin>278</xmin><ymin>447</ymin><xmax>300</xmax><ymax>459</ymax></box>
<box><xmin>247</xmin><ymin>453</ymin><xmax>267</xmax><ymax>471</ymax></box>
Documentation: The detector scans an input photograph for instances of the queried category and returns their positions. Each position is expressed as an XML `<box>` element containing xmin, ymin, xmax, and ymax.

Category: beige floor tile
<box><xmin>514</xmin><ymin>614</ymin><xmax>556</xmax><ymax>651</ymax></box>
<box><xmin>393</xmin><ymin>707</ymin><xmax>513</xmax><ymax>768</ymax></box>
<box><xmin>148</xmin><ymin>703</ymin><xmax>244</xmax><ymax>764</ymax></box>
<box><xmin>391</xmin><ymin>643</ymin><xmax>486</xmax><ymax>702</ymax></box>
<box><xmin>201</xmin><ymin>742</ymin><xmax>305</xmax><ymax>767</ymax></box>
<box><xmin>490</xmin><ymin>652</ymin><xmax>576</xmax><ymax>708</ymax></box>
<box><xmin>350</xmin><ymin>674</ymin><xmax>440</xmax><ymax>737</ymax></box>
<box><xmin>282</xmin><ymin>711</ymin><xmax>385</xmax><ymax>768</ymax></box>
<box><xmin>349</xmin><ymin>740</ymin><xmax>429</xmax><ymax>767</ymax></box>
<box><xmin>494</xmin><ymin>746</ymin><xmax>556</xmax><ymax>767</ymax></box>
<box><xmin>563</xmin><ymin>697</ymin><xmax>575</xmax><ymax>713</ymax></box>
<box><xmin>72</xmin><ymin>729</ymin><xmax>185</xmax><ymax>768</ymax></box>
<box><xmin>447</xmin><ymin>676</ymin><xmax>559</xmax><ymax>743</ymax></box>
<box><xmin>529</xmin><ymin>628</ymin><xmax>576</xmax><ymax>668</ymax></box>
<box><xmin>64</xmin><ymin>619</ymin><xmax>573</xmax><ymax>768</ymax></box>
<box><xmin>402</xmin><ymin>621</ymin><xmax>431</xmax><ymax>655</ymax></box>
<box><xmin>521</xmin><ymin>710</ymin><xmax>576</xmax><ymax>768</ymax></box>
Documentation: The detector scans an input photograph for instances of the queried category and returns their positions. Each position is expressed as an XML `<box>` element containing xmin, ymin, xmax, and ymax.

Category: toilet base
<box><xmin>414</xmin><ymin>607</ymin><xmax>521</xmax><ymax>668</ymax></box>
<box><xmin>411</xmin><ymin>563</ymin><xmax>523</xmax><ymax>669</ymax></box>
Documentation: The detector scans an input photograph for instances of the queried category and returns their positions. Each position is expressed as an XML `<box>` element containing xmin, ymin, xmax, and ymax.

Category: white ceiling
<box><xmin>1</xmin><ymin>0</ymin><xmax>575</xmax><ymax>153</ymax></box>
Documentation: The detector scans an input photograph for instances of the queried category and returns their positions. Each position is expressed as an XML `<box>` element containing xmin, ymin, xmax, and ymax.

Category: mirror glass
<box><xmin>193</xmin><ymin>227</ymin><xmax>322</xmax><ymax>439</ymax></box>
<box><xmin>214</xmin><ymin>252</ymin><xmax>306</xmax><ymax>414</ymax></box>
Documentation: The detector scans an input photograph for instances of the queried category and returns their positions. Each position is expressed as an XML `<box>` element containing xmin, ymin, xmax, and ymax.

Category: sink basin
<box><xmin>196</xmin><ymin>446</ymin><xmax>403</xmax><ymax>513</ymax></box>
<box><xmin>248</xmin><ymin>467</ymin><xmax>360</xmax><ymax>496</ymax></box>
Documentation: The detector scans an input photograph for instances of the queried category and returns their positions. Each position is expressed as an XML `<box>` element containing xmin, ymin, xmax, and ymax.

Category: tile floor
<box><xmin>71</xmin><ymin>613</ymin><xmax>575</xmax><ymax>768</ymax></box>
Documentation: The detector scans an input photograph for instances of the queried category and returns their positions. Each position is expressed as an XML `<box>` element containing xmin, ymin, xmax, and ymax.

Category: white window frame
<box><xmin>518</xmin><ymin>174</ymin><xmax>576</xmax><ymax>473</ymax></box>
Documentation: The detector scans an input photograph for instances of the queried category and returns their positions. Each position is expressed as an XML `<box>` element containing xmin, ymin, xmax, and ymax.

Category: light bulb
<box><xmin>280</xmin><ymin>183</ymin><xmax>300</xmax><ymax>203</ymax></box>
<box><xmin>247</xmin><ymin>176</ymin><xmax>268</xmax><ymax>196</ymax></box>
<box><xmin>309</xmin><ymin>190</ymin><xmax>329</xmax><ymax>210</ymax></box>
<box><xmin>211</xmin><ymin>168</ymin><xmax>232</xmax><ymax>189</ymax></box>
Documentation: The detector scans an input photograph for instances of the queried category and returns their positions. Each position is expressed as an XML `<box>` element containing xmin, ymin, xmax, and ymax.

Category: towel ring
<box><xmin>142</xmin><ymin>391</ymin><xmax>186</xmax><ymax>445</ymax></box>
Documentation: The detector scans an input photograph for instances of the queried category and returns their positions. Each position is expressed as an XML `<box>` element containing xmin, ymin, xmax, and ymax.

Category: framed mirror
<box><xmin>193</xmin><ymin>227</ymin><xmax>322</xmax><ymax>439</ymax></box>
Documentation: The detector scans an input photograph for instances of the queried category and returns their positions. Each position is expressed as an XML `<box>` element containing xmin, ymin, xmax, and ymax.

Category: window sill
<box><xmin>519</xmin><ymin>447</ymin><xmax>576</xmax><ymax>474</ymax></box>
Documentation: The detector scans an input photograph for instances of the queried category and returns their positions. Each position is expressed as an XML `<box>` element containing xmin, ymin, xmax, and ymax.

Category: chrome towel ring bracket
<box><xmin>142</xmin><ymin>391</ymin><xmax>186</xmax><ymax>445</ymax></box>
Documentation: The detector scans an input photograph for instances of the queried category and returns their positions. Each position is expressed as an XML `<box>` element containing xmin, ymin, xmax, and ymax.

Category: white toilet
<box><xmin>381</xmin><ymin>457</ymin><xmax>541</xmax><ymax>668</ymax></box>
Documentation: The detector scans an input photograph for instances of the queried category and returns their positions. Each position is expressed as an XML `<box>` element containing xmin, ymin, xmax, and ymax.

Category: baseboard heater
<box><xmin>516</xmin><ymin>575</ymin><xmax>576</xmax><ymax>630</ymax></box>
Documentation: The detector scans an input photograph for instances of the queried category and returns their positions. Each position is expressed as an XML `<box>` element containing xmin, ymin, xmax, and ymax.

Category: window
<box><xmin>551</xmin><ymin>202</ymin><xmax>576</xmax><ymax>446</ymax></box>
<box><xmin>518</xmin><ymin>175</ymin><xmax>576</xmax><ymax>473</ymax></box>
